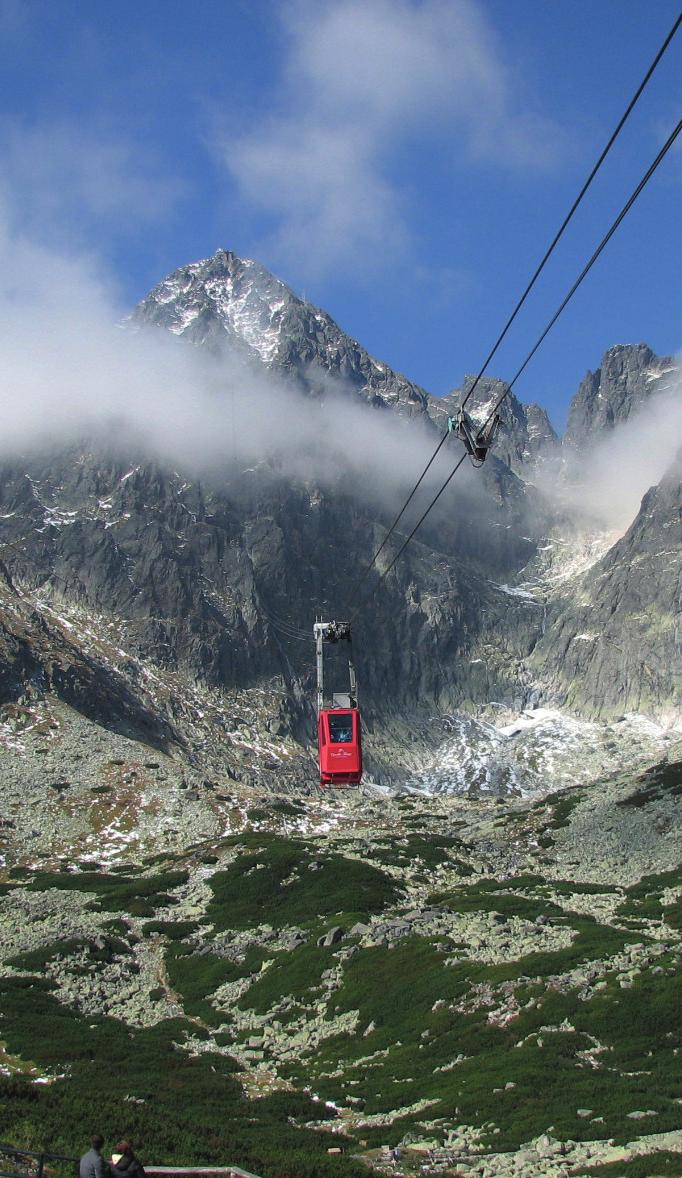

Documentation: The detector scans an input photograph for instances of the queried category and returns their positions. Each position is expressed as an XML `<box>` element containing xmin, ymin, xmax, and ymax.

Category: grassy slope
<box><xmin>0</xmin><ymin>794</ymin><xmax>680</xmax><ymax>1176</ymax></box>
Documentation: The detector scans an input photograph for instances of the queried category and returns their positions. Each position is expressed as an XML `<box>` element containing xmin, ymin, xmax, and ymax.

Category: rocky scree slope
<box><xmin>1</xmin><ymin>756</ymin><xmax>682</xmax><ymax>1177</ymax></box>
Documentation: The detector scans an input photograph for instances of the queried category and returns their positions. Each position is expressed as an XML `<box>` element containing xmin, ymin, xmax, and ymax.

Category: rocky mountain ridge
<box><xmin>533</xmin><ymin>447</ymin><xmax>682</xmax><ymax>718</ymax></box>
<box><xmin>135</xmin><ymin>249</ymin><xmax>560</xmax><ymax>481</ymax></box>
<box><xmin>563</xmin><ymin>342</ymin><xmax>677</xmax><ymax>451</ymax></box>
<box><xmin>134</xmin><ymin>249</ymin><xmax>431</xmax><ymax>417</ymax></box>
<box><xmin>1</xmin><ymin>247</ymin><xmax>680</xmax><ymax>798</ymax></box>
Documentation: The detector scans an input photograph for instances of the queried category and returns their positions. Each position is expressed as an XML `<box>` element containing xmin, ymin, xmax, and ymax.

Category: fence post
<box><xmin>36</xmin><ymin>1154</ymin><xmax>45</xmax><ymax>1178</ymax></box>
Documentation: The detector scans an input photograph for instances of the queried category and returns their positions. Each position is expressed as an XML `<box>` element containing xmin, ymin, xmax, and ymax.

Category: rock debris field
<box><xmin>1</xmin><ymin>701</ymin><xmax>681</xmax><ymax>1178</ymax></box>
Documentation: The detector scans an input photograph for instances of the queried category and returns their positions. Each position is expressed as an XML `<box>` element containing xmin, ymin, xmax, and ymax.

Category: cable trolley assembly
<box><xmin>448</xmin><ymin>408</ymin><xmax>501</xmax><ymax>466</ymax></box>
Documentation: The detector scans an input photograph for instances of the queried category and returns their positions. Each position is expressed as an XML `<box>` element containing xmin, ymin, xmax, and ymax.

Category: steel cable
<box><xmin>344</xmin><ymin>14</ymin><xmax>681</xmax><ymax>614</ymax></box>
<box><xmin>351</xmin><ymin>114</ymin><xmax>682</xmax><ymax>611</ymax></box>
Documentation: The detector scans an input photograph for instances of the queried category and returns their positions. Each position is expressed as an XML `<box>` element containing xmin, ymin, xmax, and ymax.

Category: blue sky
<box><xmin>0</xmin><ymin>0</ymin><xmax>679</xmax><ymax>431</ymax></box>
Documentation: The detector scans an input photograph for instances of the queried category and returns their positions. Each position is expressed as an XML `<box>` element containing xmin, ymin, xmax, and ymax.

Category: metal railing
<box><xmin>146</xmin><ymin>1169</ymin><xmax>261</xmax><ymax>1177</ymax></box>
<box><xmin>0</xmin><ymin>1144</ymin><xmax>79</xmax><ymax>1178</ymax></box>
<box><xmin>0</xmin><ymin>1149</ymin><xmax>260</xmax><ymax>1178</ymax></box>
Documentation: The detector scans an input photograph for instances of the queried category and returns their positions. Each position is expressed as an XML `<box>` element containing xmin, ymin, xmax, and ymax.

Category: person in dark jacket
<box><xmin>109</xmin><ymin>1143</ymin><xmax>145</xmax><ymax>1178</ymax></box>
<box><xmin>80</xmin><ymin>1135</ymin><xmax>106</xmax><ymax>1178</ymax></box>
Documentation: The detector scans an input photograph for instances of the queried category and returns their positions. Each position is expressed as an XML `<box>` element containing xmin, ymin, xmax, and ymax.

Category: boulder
<box><xmin>318</xmin><ymin>926</ymin><xmax>344</xmax><ymax>948</ymax></box>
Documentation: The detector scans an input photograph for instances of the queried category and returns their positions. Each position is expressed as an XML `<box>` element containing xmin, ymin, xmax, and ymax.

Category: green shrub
<box><xmin>618</xmin><ymin>864</ymin><xmax>682</xmax><ymax>922</ymax></box>
<box><xmin>617</xmin><ymin>761</ymin><xmax>682</xmax><ymax>809</ymax></box>
<box><xmin>240</xmin><ymin>944</ymin><xmax>330</xmax><ymax>1014</ymax></box>
<box><xmin>368</xmin><ymin>834</ymin><xmax>463</xmax><ymax>870</ymax></box>
<box><xmin>207</xmin><ymin>840</ymin><xmax>400</xmax><ymax>931</ymax></box>
<box><xmin>7</xmin><ymin>936</ymin><xmax>131</xmax><ymax>972</ymax></box>
<box><xmin>142</xmin><ymin>920</ymin><xmax>199</xmax><ymax>940</ymax></box>
<box><xmin>547</xmin><ymin>793</ymin><xmax>585</xmax><ymax>828</ymax></box>
<box><xmin>0</xmin><ymin>977</ymin><xmax>366</xmax><ymax>1178</ymax></box>
<box><xmin>581</xmin><ymin>1152</ymin><xmax>682</xmax><ymax>1176</ymax></box>
<box><xmin>25</xmin><ymin>870</ymin><xmax>188</xmax><ymax>918</ymax></box>
<box><xmin>165</xmin><ymin>944</ymin><xmax>265</xmax><ymax>1025</ymax></box>
<box><xmin>270</xmin><ymin>800</ymin><xmax>304</xmax><ymax>817</ymax></box>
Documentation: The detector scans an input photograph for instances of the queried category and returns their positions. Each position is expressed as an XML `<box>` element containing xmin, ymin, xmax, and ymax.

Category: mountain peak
<box><xmin>133</xmin><ymin>249</ymin><xmax>431</xmax><ymax>416</ymax></box>
<box><xmin>133</xmin><ymin>248</ymin><xmax>301</xmax><ymax>364</ymax></box>
<box><xmin>426</xmin><ymin>375</ymin><xmax>559</xmax><ymax>477</ymax></box>
<box><xmin>564</xmin><ymin>342</ymin><xmax>677</xmax><ymax>449</ymax></box>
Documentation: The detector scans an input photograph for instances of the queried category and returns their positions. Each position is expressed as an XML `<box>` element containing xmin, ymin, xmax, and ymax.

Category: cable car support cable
<box><xmin>344</xmin><ymin>13</ymin><xmax>681</xmax><ymax>613</ymax></box>
<box><xmin>352</xmin><ymin>113</ymin><xmax>682</xmax><ymax>607</ymax></box>
<box><xmin>314</xmin><ymin>20</ymin><xmax>681</xmax><ymax>789</ymax></box>
<box><xmin>459</xmin><ymin>9</ymin><xmax>681</xmax><ymax>416</ymax></box>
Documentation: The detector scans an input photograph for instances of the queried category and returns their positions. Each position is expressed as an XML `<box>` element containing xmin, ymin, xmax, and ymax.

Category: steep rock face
<box><xmin>0</xmin><ymin>444</ymin><xmax>543</xmax><ymax>723</ymax></box>
<box><xmin>134</xmin><ymin>249</ymin><xmax>430</xmax><ymax>416</ymax></box>
<box><xmin>533</xmin><ymin>450</ymin><xmax>682</xmax><ymax>717</ymax></box>
<box><xmin>563</xmin><ymin>343</ymin><xmax>676</xmax><ymax>450</ymax></box>
<box><xmin>0</xmin><ymin>562</ymin><xmax>176</xmax><ymax>749</ymax></box>
<box><xmin>1</xmin><ymin>250</ymin><xmax>557</xmax><ymax>783</ymax></box>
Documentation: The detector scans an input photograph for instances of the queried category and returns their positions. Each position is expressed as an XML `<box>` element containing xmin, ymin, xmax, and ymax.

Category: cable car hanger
<box><xmin>347</xmin><ymin>110</ymin><xmax>682</xmax><ymax>620</ymax></box>
<box><xmin>314</xmin><ymin>620</ymin><xmax>362</xmax><ymax>789</ymax></box>
<box><xmin>447</xmin><ymin>408</ymin><xmax>501</xmax><ymax>468</ymax></box>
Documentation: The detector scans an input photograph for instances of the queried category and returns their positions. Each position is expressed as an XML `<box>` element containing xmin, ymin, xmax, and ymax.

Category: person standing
<box><xmin>80</xmin><ymin>1135</ymin><xmax>106</xmax><ymax>1178</ymax></box>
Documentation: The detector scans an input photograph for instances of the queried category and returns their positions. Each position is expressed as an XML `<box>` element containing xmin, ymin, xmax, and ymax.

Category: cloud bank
<box><xmin>0</xmin><ymin>216</ymin><xmax>460</xmax><ymax>516</ymax></box>
<box><xmin>1</xmin><ymin>200</ymin><xmax>678</xmax><ymax>546</ymax></box>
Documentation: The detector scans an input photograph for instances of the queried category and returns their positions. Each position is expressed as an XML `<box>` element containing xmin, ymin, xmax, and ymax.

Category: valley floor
<box><xmin>1</xmin><ymin>700</ymin><xmax>681</xmax><ymax>1178</ymax></box>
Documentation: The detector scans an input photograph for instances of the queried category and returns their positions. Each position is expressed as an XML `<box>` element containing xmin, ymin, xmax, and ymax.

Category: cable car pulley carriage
<box><xmin>314</xmin><ymin>620</ymin><xmax>362</xmax><ymax>788</ymax></box>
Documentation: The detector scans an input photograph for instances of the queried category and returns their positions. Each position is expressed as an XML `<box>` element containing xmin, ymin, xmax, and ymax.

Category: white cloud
<box><xmin>284</xmin><ymin>0</ymin><xmax>499</xmax><ymax>128</ymax></box>
<box><xmin>541</xmin><ymin>367</ymin><xmax>682</xmax><ymax>532</ymax></box>
<box><xmin>0</xmin><ymin>118</ymin><xmax>184</xmax><ymax>245</ymax></box>
<box><xmin>216</xmin><ymin>0</ymin><xmax>560</xmax><ymax>276</ymax></box>
<box><xmin>227</xmin><ymin>120</ymin><xmax>406</xmax><ymax>274</ymax></box>
<box><xmin>0</xmin><ymin>215</ymin><xmax>463</xmax><ymax>516</ymax></box>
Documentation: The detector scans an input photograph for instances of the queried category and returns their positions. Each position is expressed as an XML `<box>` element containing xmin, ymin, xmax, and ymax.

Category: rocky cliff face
<box><xmin>563</xmin><ymin>343</ymin><xmax>676</xmax><ymax>450</ymax></box>
<box><xmin>0</xmin><ymin>438</ymin><xmax>545</xmax><ymax>770</ymax></box>
<box><xmin>532</xmin><ymin>448</ymin><xmax>682</xmax><ymax>718</ymax></box>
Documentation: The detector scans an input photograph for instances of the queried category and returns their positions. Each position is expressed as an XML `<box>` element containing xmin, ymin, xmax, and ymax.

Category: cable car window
<box><xmin>328</xmin><ymin>713</ymin><xmax>353</xmax><ymax>743</ymax></box>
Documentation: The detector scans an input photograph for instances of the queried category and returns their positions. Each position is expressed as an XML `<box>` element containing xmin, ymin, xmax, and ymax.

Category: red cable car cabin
<box><xmin>317</xmin><ymin>707</ymin><xmax>362</xmax><ymax>787</ymax></box>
